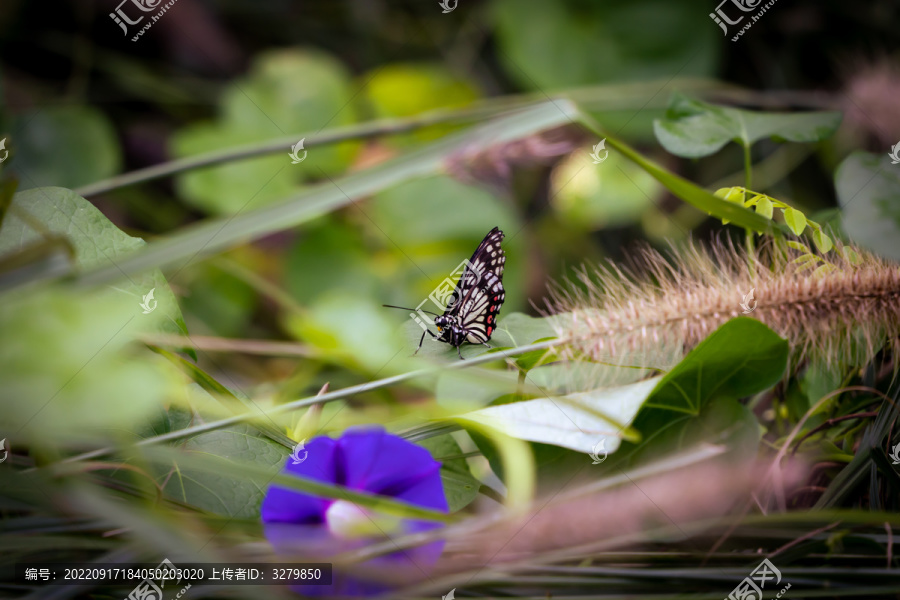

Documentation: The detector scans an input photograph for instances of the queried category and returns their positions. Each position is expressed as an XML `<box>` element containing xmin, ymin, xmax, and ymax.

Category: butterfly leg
<box><xmin>456</xmin><ymin>345</ymin><xmax>465</xmax><ymax>360</ymax></box>
<box><xmin>414</xmin><ymin>329</ymin><xmax>436</xmax><ymax>355</ymax></box>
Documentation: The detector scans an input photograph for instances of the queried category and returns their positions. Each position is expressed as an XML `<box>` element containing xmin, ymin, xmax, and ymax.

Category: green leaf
<box><xmin>0</xmin><ymin>187</ymin><xmax>189</xmax><ymax>344</ymax></box>
<box><xmin>798</xmin><ymin>360</ymin><xmax>843</xmax><ymax>417</ymax></box>
<box><xmin>77</xmin><ymin>100</ymin><xmax>579</xmax><ymax>286</ymax></box>
<box><xmin>514</xmin><ymin>338</ymin><xmax>560</xmax><ymax>372</ymax></box>
<box><xmin>158</xmin><ymin>425</ymin><xmax>290</xmax><ymax>517</ymax></box>
<box><xmin>812</xmin><ymin>228</ymin><xmax>834</xmax><ymax>253</ymax></box>
<box><xmin>151</xmin><ymin>347</ymin><xmax>295</xmax><ymax>449</ymax></box>
<box><xmin>0</xmin><ymin>288</ymin><xmax>181</xmax><ymax>444</ymax></box>
<box><xmin>835</xmin><ymin>152</ymin><xmax>900</xmax><ymax>262</ymax></box>
<box><xmin>493</xmin><ymin>0</ymin><xmax>718</xmax><ymax>90</ymax></box>
<box><xmin>841</xmin><ymin>246</ymin><xmax>863</xmax><ymax>265</ymax></box>
<box><xmin>460</xmin><ymin>377</ymin><xmax>658</xmax><ymax>454</ymax></box>
<box><xmin>494</xmin><ymin>313</ymin><xmax>558</xmax><ymax>349</ymax></box>
<box><xmin>284</xmin><ymin>218</ymin><xmax>379</xmax><ymax>306</ymax></box>
<box><xmin>755</xmin><ymin>195</ymin><xmax>774</xmax><ymax>219</ymax></box>
<box><xmin>783</xmin><ymin>207</ymin><xmax>808</xmax><ymax>236</ymax></box>
<box><xmin>795</xmin><ymin>257</ymin><xmax>819</xmax><ymax>273</ymax></box>
<box><xmin>791</xmin><ymin>254</ymin><xmax>820</xmax><ymax>267</ymax></box>
<box><xmin>609</xmin><ymin>319</ymin><xmax>787</xmax><ymax>467</ymax></box>
<box><xmin>619</xmin><ymin>396</ymin><xmax>760</xmax><ymax>468</ymax></box>
<box><xmin>416</xmin><ymin>434</ymin><xmax>480</xmax><ymax>512</ymax></box>
<box><xmin>528</xmin><ymin>357</ymin><xmax>668</xmax><ymax>394</ymax></box>
<box><xmin>644</xmin><ymin>318</ymin><xmax>789</xmax><ymax>415</ymax></box>
<box><xmin>180</xmin><ymin>260</ymin><xmax>258</xmax><ymax>338</ymax></box>
<box><xmin>171</xmin><ymin>49</ymin><xmax>361</xmax><ymax>214</ymax></box>
<box><xmin>10</xmin><ymin>106</ymin><xmax>121</xmax><ymax>189</ymax></box>
<box><xmin>714</xmin><ymin>187</ymin><xmax>748</xmax><ymax>204</ymax></box>
<box><xmin>787</xmin><ymin>240</ymin><xmax>810</xmax><ymax>252</ymax></box>
<box><xmin>435</xmin><ymin>369</ymin><xmax>520</xmax><ymax>409</ymax></box>
<box><xmin>812</xmin><ymin>263</ymin><xmax>838</xmax><ymax>277</ymax></box>
<box><xmin>653</xmin><ymin>94</ymin><xmax>841</xmax><ymax>158</ymax></box>
<box><xmin>576</xmin><ymin>112</ymin><xmax>777</xmax><ymax>234</ymax></box>
<box><xmin>371</xmin><ymin>175</ymin><xmax>516</xmax><ymax>246</ymax></box>
<box><xmin>363</xmin><ymin>63</ymin><xmax>479</xmax><ymax>144</ymax></box>
<box><xmin>549</xmin><ymin>152</ymin><xmax>663</xmax><ymax>230</ymax></box>
<box><xmin>0</xmin><ymin>188</ymin><xmax>191</xmax><ymax>441</ymax></box>
<box><xmin>171</xmin><ymin>124</ymin><xmax>299</xmax><ymax>215</ymax></box>
<box><xmin>220</xmin><ymin>48</ymin><xmax>361</xmax><ymax>175</ymax></box>
<box><xmin>286</xmin><ymin>291</ymin><xmax>402</xmax><ymax>373</ymax></box>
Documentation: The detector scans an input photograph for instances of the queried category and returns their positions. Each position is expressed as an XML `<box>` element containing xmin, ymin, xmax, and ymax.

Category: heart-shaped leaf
<box><xmin>0</xmin><ymin>187</ymin><xmax>189</xmax><ymax>344</ymax></box>
<box><xmin>654</xmin><ymin>94</ymin><xmax>841</xmax><ymax>158</ymax></box>
<box><xmin>416</xmin><ymin>434</ymin><xmax>481</xmax><ymax>512</ymax></box>
<box><xmin>157</xmin><ymin>425</ymin><xmax>291</xmax><ymax>517</ymax></box>
<box><xmin>645</xmin><ymin>317</ymin><xmax>788</xmax><ymax>415</ymax></box>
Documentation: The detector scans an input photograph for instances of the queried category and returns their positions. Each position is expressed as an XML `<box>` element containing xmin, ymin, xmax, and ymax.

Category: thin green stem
<box><xmin>742</xmin><ymin>141</ymin><xmax>758</xmax><ymax>278</ymax></box>
<box><xmin>742</xmin><ymin>141</ymin><xmax>753</xmax><ymax>192</ymax></box>
<box><xmin>73</xmin><ymin>103</ymin><xmax>511</xmax><ymax>197</ymax></box>
<box><xmin>73</xmin><ymin>101</ymin><xmax>575</xmax><ymax>287</ymax></box>
<box><xmin>574</xmin><ymin>110</ymin><xmax>776</xmax><ymax>234</ymax></box>
<box><xmin>53</xmin><ymin>338</ymin><xmax>565</xmax><ymax>466</ymax></box>
<box><xmin>73</xmin><ymin>79</ymin><xmax>732</xmax><ymax>197</ymax></box>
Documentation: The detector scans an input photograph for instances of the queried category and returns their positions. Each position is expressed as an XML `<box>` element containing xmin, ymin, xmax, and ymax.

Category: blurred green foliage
<box><xmin>12</xmin><ymin>107</ymin><xmax>120</xmax><ymax>190</ymax></box>
<box><xmin>363</xmin><ymin>63</ymin><xmax>480</xmax><ymax>143</ymax></box>
<box><xmin>493</xmin><ymin>0</ymin><xmax>719</xmax><ymax>89</ymax></box>
<box><xmin>550</xmin><ymin>150</ymin><xmax>663</xmax><ymax>230</ymax></box>
<box><xmin>837</xmin><ymin>152</ymin><xmax>900</xmax><ymax>262</ymax></box>
<box><xmin>172</xmin><ymin>49</ymin><xmax>361</xmax><ymax>214</ymax></box>
<box><xmin>1</xmin><ymin>0</ymin><xmax>900</xmax><ymax>597</ymax></box>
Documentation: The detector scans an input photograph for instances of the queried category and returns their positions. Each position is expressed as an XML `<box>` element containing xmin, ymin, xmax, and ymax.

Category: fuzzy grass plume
<box><xmin>548</xmin><ymin>239</ymin><xmax>900</xmax><ymax>372</ymax></box>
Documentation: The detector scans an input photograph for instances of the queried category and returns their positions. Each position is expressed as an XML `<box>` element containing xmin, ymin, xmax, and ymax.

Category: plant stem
<box><xmin>74</xmin><ymin>102</ymin><xmax>574</xmax><ymax>287</ymax></box>
<box><xmin>743</xmin><ymin>141</ymin><xmax>753</xmax><ymax>192</ymax></box>
<box><xmin>73</xmin><ymin>103</ymin><xmax>510</xmax><ymax>197</ymax></box>
<box><xmin>52</xmin><ymin>338</ymin><xmax>565</xmax><ymax>466</ymax></box>
<box><xmin>742</xmin><ymin>141</ymin><xmax>758</xmax><ymax>278</ymax></box>
<box><xmin>74</xmin><ymin>79</ymin><xmax>732</xmax><ymax>197</ymax></box>
<box><xmin>140</xmin><ymin>333</ymin><xmax>317</xmax><ymax>357</ymax></box>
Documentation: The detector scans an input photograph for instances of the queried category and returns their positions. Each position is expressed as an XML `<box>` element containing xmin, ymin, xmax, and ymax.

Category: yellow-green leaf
<box><xmin>813</xmin><ymin>263</ymin><xmax>837</xmax><ymax>277</ymax></box>
<box><xmin>796</xmin><ymin>258</ymin><xmax>819</xmax><ymax>273</ymax></box>
<box><xmin>755</xmin><ymin>195</ymin><xmax>774</xmax><ymax>219</ymax></box>
<box><xmin>791</xmin><ymin>254</ymin><xmax>820</xmax><ymax>267</ymax></box>
<box><xmin>783</xmin><ymin>207</ymin><xmax>807</xmax><ymax>236</ymax></box>
<box><xmin>715</xmin><ymin>187</ymin><xmax>747</xmax><ymax>204</ymax></box>
<box><xmin>842</xmin><ymin>246</ymin><xmax>862</xmax><ymax>265</ymax></box>
<box><xmin>812</xmin><ymin>229</ymin><xmax>833</xmax><ymax>253</ymax></box>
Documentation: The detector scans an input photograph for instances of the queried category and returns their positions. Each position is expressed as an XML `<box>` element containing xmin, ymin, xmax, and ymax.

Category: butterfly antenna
<box><xmin>382</xmin><ymin>304</ymin><xmax>441</xmax><ymax>317</ymax></box>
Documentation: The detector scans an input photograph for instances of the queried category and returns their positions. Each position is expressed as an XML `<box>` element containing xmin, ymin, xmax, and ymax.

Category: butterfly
<box><xmin>385</xmin><ymin>227</ymin><xmax>506</xmax><ymax>360</ymax></box>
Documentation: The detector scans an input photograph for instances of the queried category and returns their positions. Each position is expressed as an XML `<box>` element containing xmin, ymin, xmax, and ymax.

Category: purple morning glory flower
<box><xmin>261</xmin><ymin>427</ymin><xmax>449</xmax><ymax>596</ymax></box>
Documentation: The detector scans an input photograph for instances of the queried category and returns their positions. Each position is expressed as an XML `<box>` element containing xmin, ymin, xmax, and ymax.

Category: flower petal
<box><xmin>260</xmin><ymin>436</ymin><xmax>339</xmax><ymax>523</ymax></box>
<box><xmin>389</xmin><ymin>468</ymin><xmax>449</xmax><ymax>513</ymax></box>
<box><xmin>337</xmin><ymin>428</ymin><xmax>444</xmax><ymax>500</ymax></box>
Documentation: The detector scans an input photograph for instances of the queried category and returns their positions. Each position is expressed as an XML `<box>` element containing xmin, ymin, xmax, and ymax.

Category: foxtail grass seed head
<box><xmin>548</xmin><ymin>239</ymin><xmax>900</xmax><ymax>372</ymax></box>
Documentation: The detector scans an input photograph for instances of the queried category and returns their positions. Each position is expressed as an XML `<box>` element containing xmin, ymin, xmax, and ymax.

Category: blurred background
<box><xmin>2</xmin><ymin>0</ymin><xmax>900</xmax><ymax>597</ymax></box>
<box><xmin>3</xmin><ymin>0</ymin><xmax>897</xmax><ymax>392</ymax></box>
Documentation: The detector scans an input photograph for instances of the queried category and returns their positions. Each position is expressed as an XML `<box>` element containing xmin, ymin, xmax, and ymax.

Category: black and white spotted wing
<box><xmin>456</xmin><ymin>270</ymin><xmax>505</xmax><ymax>344</ymax></box>
<box><xmin>465</xmin><ymin>226</ymin><xmax>506</xmax><ymax>281</ymax></box>
<box><xmin>445</xmin><ymin>228</ymin><xmax>506</xmax><ymax>344</ymax></box>
<box><xmin>446</xmin><ymin>226</ymin><xmax>505</xmax><ymax>315</ymax></box>
<box><xmin>386</xmin><ymin>227</ymin><xmax>507</xmax><ymax>359</ymax></box>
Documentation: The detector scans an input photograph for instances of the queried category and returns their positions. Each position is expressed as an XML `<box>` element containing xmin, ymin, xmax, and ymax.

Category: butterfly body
<box><xmin>386</xmin><ymin>228</ymin><xmax>506</xmax><ymax>360</ymax></box>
